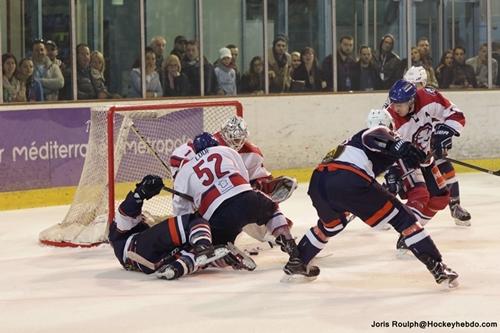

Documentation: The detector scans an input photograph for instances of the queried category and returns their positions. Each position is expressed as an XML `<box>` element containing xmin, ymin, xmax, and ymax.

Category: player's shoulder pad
<box><xmin>239</xmin><ymin>141</ymin><xmax>263</xmax><ymax>157</ymax></box>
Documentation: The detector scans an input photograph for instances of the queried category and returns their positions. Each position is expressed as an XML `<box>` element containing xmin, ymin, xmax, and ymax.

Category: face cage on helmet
<box><xmin>221</xmin><ymin>128</ymin><xmax>248</xmax><ymax>151</ymax></box>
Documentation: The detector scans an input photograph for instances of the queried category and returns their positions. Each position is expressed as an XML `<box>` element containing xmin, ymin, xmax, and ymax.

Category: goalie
<box><xmin>169</xmin><ymin>115</ymin><xmax>297</xmax><ymax>242</ymax></box>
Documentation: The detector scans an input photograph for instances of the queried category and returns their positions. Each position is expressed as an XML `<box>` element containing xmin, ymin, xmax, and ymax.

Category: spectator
<box><xmin>16</xmin><ymin>58</ymin><xmax>43</xmax><ymax>102</ymax></box>
<box><xmin>128</xmin><ymin>47</ymin><xmax>163</xmax><ymax>98</ymax></box>
<box><xmin>268</xmin><ymin>35</ymin><xmax>291</xmax><ymax>93</ymax></box>
<box><xmin>170</xmin><ymin>35</ymin><xmax>187</xmax><ymax>61</ymax></box>
<box><xmin>291</xmin><ymin>47</ymin><xmax>325</xmax><ymax>92</ymax></box>
<box><xmin>417</xmin><ymin>36</ymin><xmax>433</xmax><ymax>67</ymax></box>
<box><xmin>466</xmin><ymin>43</ymin><xmax>498</xmax><ymax>88</ymax></box>
<box><xmin>435</xmin><ymin>49</ymin><xmax>454</xmax><ymax>87</ymax></box>
<box><xmin>352</xmin><ymin>46</ymin><xmax>381</xmax><ymax>91</ymax></box>
<box><xmin>290</xmin><ymin>51</ymin><xmax>301</xmax><ymax>77</ymax></box>
<box><xmin>214</xmin><ymin>47</ymin><xmax>237</xmax><ymax>96</ymax></box>
<box><xmin>181</xmin><ymin>40</ymin><xmax>217</xmax><ymax>95</ymax></box>
<box><xmin>403</xmin><ymin>46</ymin><xmax>438</xmax><ymax>88</ymax></box>
<box><xmin>225</xmin><ymin>44</ymin><xmax>241</xmax><ymax>89</ymax></box>
<box><xmin>492</xmin><ymin>42</ymin><xmax>500</xmax><ymax>85</ymax></box>
<box><xmin>321</xmin><ymin>35</ymin><xmax>357</xmax><ymax>91</ymax></box>
<box><xmin>440</xmin><ymin>46</ymin><xmax>477</xmax><ymax>89</ymax></box>
<box><xmin>162</xmin><ymin>54</ymin><xmax>191</xmax><ymax>97</ymax></box>
<box><xmin>150</xmin><ymin>36</ymin><xmax>167</xmax><ymax>75</ymax></box>
<box><xmin>375</xmin><ymin>34</ymin><xmax>402</xmax><ymax>89</ymax></box>
<box><xmin>45</xmin><ymin>40</ymin><xmax>64</xmax><ymax>71</ymax></box>
<box><xmin>240</xmin><ymin>56</ymin><xmax>265</xmax><ymax>94</ymax></box>
<box><xmin>76</xmin><ymin>43</ymin><xmax>109</xmax><ymax>99</ymax></box>
<box><xmin>31</xmin><ymin>39</ymin><xmax>64</xmax><ymax>100</ymax></box>
<box><xmin>2</xmin><ymin>53</ymin><xmax>23</xmax><ymax>102</ymax></box>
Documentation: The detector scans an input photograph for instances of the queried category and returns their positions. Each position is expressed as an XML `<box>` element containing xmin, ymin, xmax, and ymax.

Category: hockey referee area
<box><xmin>0</xmin><ymin>172</ymin><xmax>499</xmax><ymax>333</ymax></box>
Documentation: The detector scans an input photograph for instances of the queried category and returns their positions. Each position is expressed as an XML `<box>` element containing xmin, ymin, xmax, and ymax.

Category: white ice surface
<box><xmin>1</xmin><ymin>173</ymin><xmax>499</xmax><ymax>333</ymax></box>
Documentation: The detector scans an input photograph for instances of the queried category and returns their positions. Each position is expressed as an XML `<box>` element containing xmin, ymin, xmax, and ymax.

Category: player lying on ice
<box><xmin>289</xmin><ymin>109</ymin><xmax>460</xmax><ymax>288</ymax></box>
<box><xmin>172</xmin><ymin>132</ymin><xmax>319</xmax><ymax>279</ymax></box>
<box><xmin>108</xmin><ymin>175</ymin><xmax>256</xmax><ymax>280</ymax></box>
<box><xmin>169</xmin><ymin>115</ymin><xmax>298</xmax><ymax>244</ymax></box>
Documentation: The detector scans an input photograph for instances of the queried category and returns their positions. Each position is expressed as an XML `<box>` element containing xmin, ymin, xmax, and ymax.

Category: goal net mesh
<box><xmin>39</xmin><ymin>101</ymin><xmax>241</xmax><ymax>247</ymax></box>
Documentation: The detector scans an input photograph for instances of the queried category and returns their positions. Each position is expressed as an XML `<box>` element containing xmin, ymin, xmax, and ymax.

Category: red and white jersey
<box><xmin>172</xmin><ymin>145</ymin><xmax>253</xmax><ymax>220</ymax></box>
<box><xmin>386</xmin><ymin>87</ymin><xmax>466</xmax><ymax>154</ymax></box>
<box><xmin>213</xmin><ymin>132</ymin><xmax>271</xmax><ymax>181</ymax></box>
<box><xmin>170</xmin><ymin>134</ymin><xmax>271</xmax><ymax>182</ymax></box>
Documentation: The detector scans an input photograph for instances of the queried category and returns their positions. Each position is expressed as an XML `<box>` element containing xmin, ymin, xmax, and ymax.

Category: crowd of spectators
<box><xmin>2</xmin><ymin>34</ymin><xmax>499</xmax><ymax>102</ymax></box>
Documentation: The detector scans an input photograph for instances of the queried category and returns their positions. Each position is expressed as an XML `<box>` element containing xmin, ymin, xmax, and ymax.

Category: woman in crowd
<box><xmin>16</xmin><ymin>58</ymin><xmax>44</xmax><ymax>101</ymax></box>
<box><xmin>162</xmin><ymin>54</ymin><xmax>191</xmax><ymax>97</ymax></box>
<box><xmin>435</xmin><ymin>49</ymin><xmax>454</xmax><ymax>87</ymax></box>
<box><xmin>128</xmin><ymin>47</ymin><xmax>163</xmax><ymax>98</ymax></box>
<box><xmin>291</xmin><ymin>47</ymin><xmax>324</xmax><ymax>92</ymax></box>
<box><xmin>240</xmin><ymin>56</ymin><xmax>265</xmax><ymax>94</ymax></box>
<box><xmin>2</xmin><ymin>53</ymin><xmax>23</xmax><ymax>102</ymax></box>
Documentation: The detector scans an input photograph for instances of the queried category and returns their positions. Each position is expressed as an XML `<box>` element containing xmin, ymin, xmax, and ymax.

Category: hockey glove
<box><xmin>388</xmin><ymin>140</ymin><xmax>426</xmax><ymax>169</ymax></box>
<box><xmin>134</xmin><ymin>175</ymin><xmax>164</xmax><ymax>200</ymax></box>
<box><xmin>384</xmin><ymin>166</ymin><xmax>403</xmax><ymax>195</ymax></box>
<box><xmin>252</xmin><ymin>176</ymin><xmax>298</xmax><ymax>203</ymax></box>
<box><xmin>432</xmin><ymin>123</ymin><xmax>460</xmax><ymax>159</ymax></box>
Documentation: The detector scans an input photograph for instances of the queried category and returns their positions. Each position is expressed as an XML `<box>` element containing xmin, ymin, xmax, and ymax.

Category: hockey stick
<box><xmin>446</xmin><ymin>157</ymin><xmax>500</xmax><ymax>176</ymax></box>
<box><xmin>128</xmin><ymin>121</ymin><xmax>194</xmax><ymax>201</ymax></box>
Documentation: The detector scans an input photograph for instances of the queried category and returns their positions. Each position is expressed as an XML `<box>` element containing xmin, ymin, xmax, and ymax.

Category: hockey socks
<box><xmin>298</xmin><ymin>228</ymin><xmax>328</xmax><ymax>265</ymax></box>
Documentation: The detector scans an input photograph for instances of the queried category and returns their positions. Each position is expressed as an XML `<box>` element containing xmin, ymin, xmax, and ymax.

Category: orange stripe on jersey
<box><xmin>402</xmin><ymin>223</ymin><xmax>423</xmax><ymax>237</ymax></box>
<box><xmin>316</xmin><ymin>162</ymin><xmax>371</xmax><ymax>182</ymax></box>
<box><xmin>365</xmin><ymin>201</ymin><xmax>393</xmax><ymax>226</ymax></box>
<box><xmin>441</xmin><ymin>170</ymin><xmax>455</xmax><ymax>180</ymax></box>
<box><xmin>431</xmin><ymin>165</ymin><xmax>446</xmax><ymax>189</ymax></box>
<box><xmin>167</xmin><ymin>217</ymin><xmax>181</xmax><ymax>246</ymax></box>
<box><xmin>323</xmin><ymin>218</ymin><xmax>342</xmax><ymax>228</ymax></box>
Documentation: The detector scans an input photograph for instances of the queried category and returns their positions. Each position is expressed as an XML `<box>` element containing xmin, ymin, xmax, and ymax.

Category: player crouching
<box><xmin>108</xmin><ymin>175</ymin><xmax>255</xmax><ymax>280</ymax></box>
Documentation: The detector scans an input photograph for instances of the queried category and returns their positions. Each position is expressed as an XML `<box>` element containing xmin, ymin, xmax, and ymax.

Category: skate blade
<box><xmin>156</xmin><ymin>268</ymin><xmax>176</xmax><ymax>280</ymax></box>
<box><xmin>280</xmin><ymin>273</ymin><xmax>318</xmax><ymax>283</ymax></box>
<box><xmin>195</xmin><ymin>247</ymin><xmax>230</xmax><ymax>266</ymax></box>
<box><xmin>454</xmin><ymin>218</ymin><xmax>471</xmax><ymax>227</ymax></box>
<box><xmin>447</xmin><ymin>277</ymin><xmax>460</xmax><ymax>289</ymax></box>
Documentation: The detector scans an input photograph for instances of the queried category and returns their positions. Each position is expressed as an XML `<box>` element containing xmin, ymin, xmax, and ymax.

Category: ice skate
<box><xmin>225</xmin><ymin>242</ymin><xmax>257</xmax><ymax>271</ymax></box>
<box><xmin>281</xmin><ymin>257</ymin><xmax>320</xmax><ymax>282</ymax></box>
<box><xmin>195</xmin><ymin>246</ymin><xmax>230</xmax><ymax>266</ymax></box>
<box><xmin>396</xmin><ymin>234</ymin><xmax>411</xmax><ymax>258</ymax></box>
<box><xmin>428</xmin><ymin>261</ymin><xmax>459</xmax><ymax>288</ymax></box>
<box><xmin>450</xmin><ymin>204</ymin><xmax>471</xmax><ymax>227</ymax></box>
<box><xmin>156</xmin><ymin>264</ymin><xmax>181</xmax><ymax>280</ymax></box>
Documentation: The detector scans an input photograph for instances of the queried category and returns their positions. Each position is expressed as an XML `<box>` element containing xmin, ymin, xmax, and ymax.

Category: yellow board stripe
<box><xmin>1</xmin><ymin>159</ymin><xmax>499</xmax><ymax>211</ymax></box>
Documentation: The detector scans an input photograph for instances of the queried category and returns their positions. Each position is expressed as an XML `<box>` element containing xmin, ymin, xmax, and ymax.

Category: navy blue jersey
<box><xmin>321</xmin><ymin>126</ymin><xmax>398</xmax><ymax>178</ymax></box>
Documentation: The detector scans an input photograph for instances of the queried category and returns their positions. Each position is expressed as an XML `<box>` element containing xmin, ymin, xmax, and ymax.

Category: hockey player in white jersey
<box><xmin>401</xmin><ymin>66</ymin><xmax>471</xmax><ymax>226</ymax></box>
<box><xmin>173</xmin><ymin>132</ymin><xmax>319</xmax><ymax>278</ymax></box>
<box><xmin>170</xmin><ymin>115</ymin><xmax>297</xmax><ymax>242</ymax></box>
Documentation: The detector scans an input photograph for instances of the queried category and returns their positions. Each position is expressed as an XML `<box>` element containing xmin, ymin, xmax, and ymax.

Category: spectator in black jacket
<box><xmin>181</xmin><ymin>40</ymin><xmax>217</xmax><ymax>95</ymax></box>
<box><xmin>240</xmin><ymin>56</ymin><xmax>265</xmax><ymax>94</ymax></box>
<box><xmin>291</xmin><ymin>47</ymin><xmax>325</xmax><ymax>92</ymax></box>
<box><xmin>162</xmin><ymin>54</ymin><xmax>191</xmax><ymax>97</ymax></box>
<box><xmin>352</xmin><ymin>46</ymin><xmax>382</xmax><ymax>91</ymax></box>
<box><xmin>321</xmin><ymin>35</ymin><xmax>357</xmax><ymax>91</ymax></box>
<box><xmin>375</xmin><ymin>34</ymin><xmax>402</xmax><ymax>89</ymax></box>
<box><xmin>439</xmin><ymin>46</ymin><xmax>477</xmax><ymax>89</ymax></box>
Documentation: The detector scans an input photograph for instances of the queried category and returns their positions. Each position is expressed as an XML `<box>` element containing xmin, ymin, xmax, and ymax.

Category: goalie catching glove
<box><xmin>252</xmin><ymin>176</ymin><xmax>298</xmax><ymax>203</ymax></box>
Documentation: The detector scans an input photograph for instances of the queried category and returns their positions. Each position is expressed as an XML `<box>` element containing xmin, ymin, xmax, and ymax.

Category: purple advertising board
<box><xmin>0</xmin><ymin>107</ymin><xmax>90</xmax><ymax>192</ymax></box>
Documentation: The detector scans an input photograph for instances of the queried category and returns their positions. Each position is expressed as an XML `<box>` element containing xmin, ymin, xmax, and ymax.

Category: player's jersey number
<box><xmin>193</xmin><ymin>153</ymin><xmax>230</xmax><ymax>186</ymax></box>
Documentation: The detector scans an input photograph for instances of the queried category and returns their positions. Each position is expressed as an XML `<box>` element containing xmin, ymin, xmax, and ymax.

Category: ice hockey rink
<box><xmin>0</xmin><ymin>172</ymin><xmax>499</xmax><ymax>333</ymax></box>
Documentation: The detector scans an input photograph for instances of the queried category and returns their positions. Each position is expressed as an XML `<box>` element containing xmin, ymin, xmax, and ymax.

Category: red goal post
<box><xmin>39</xmin><ymin>100</ymin><xmax>243</xmax><ymax>247</ymax></box>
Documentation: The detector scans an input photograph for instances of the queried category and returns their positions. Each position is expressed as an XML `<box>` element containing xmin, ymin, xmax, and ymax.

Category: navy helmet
<box><xmin>192</xmin><ymin>132</ymin><xmax>219</xmax><ymax>153</ymax></box>
<box><xmin>389</xmin><ymin>79</ymin><xmax>417</xmax><ymax>103</ymax></box>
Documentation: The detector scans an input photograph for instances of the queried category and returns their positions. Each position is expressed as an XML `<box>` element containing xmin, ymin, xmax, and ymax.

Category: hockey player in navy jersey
<box><xmin>108</xmin><ymin>175</ymin><xmax>256</xmax><ymax>280</ymax></box>
<box><xmin>292</xmin><ymin>116</ymin><xmax>460</xmax><ymax>287</ymax></box>
<box><xmin>173</xmin><ymin>132</ymin><xmax>318</xmax><ymax>278</ymax></box>
<box><xmin>401</xmin><ymin>66</ymin><xmax>471</xmax><ymax>226</ymax></box>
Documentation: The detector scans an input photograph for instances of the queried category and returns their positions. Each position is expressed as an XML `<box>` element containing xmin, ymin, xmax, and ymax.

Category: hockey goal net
<box><xmin>39</xmin><ymin>100</ymin><xmax>243</xmax><ymax>247</ymax></box>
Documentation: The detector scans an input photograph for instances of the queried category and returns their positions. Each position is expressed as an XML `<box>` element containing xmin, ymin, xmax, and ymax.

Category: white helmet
<box><xmin>366</xmin><ymin>109</ymin><xmax>394</xmax><ymax>129</ymax></box>
<box><xmin>403</xmin><ymin>66</ymin><xmax>427</xmax><ymax>86</ymax></box>
<box><xmin>220</xmin><ymin>115</ymin><xmax>249</xmax><ymax>151</ymax></box>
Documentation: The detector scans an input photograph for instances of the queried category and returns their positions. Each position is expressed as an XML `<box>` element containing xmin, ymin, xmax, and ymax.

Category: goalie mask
<box><xmin>366</xmin><ymin>109</ymin><xmax>394</xmax><ymax>129</ymax></box>
<box><xmin>220</xmin><ymin>115</ymin><xmax>249</xmax><ymax>151</ymax></box>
